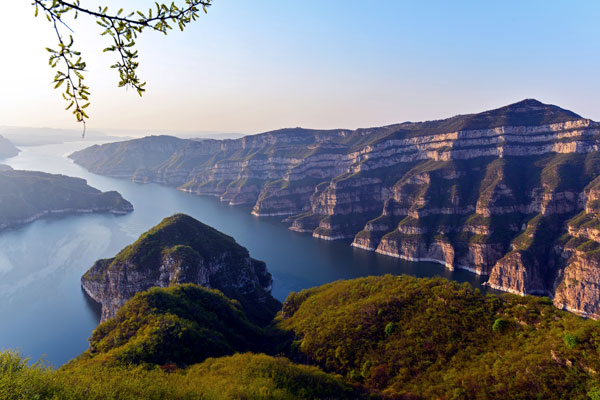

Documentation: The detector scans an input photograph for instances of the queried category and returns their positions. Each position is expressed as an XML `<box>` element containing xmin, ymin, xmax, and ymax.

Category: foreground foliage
<box><xmin>0</xmin><ymin>352</ymin><xmax>363</xmax><ymax>400</ymax></box>
<box><xmin>33</xmin><ymin>0</ymin><xmax>212</xmax><ymax>129</ymax></box>
<box><xmin>278</xmin><ymin>275</ymin><xmax>600</xmax><ymax>399</ymax></box>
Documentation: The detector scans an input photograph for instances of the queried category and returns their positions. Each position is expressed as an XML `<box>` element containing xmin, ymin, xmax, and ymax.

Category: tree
<box><xmin>32</xmin><ymin>0</ymin><xmax>212</xmax><ymax>135</ymax></box>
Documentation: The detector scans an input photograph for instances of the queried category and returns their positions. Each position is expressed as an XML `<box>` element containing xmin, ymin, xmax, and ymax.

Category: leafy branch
<box><xmin>32</xmin><ymin>0</ymin><xmax>212</xmax><ymax>134</ymax></box>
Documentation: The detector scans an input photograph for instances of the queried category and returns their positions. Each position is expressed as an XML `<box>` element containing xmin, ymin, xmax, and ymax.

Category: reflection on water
<box><xmin>1</xmin><ymin>141</ymin><xmax>490</xmax><ymax>366</ymax></box>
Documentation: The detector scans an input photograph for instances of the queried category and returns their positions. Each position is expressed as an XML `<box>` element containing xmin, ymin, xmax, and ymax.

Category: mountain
<box><xmin>6</xmin><ymin>274</ymin><xmax>600</xmax><ymax>399</ymax></box>
<box><xmin>0</xmin><ymin>135</ymin><xmax>19</xmax><ymax>159</ymax></box>
<box><xmin>81</xmin><ymin>214</ymin><xmax>280</xmax><ymax>324</ymax></box>
<box><xmin>3</xmin><ymin>351</ymin><xmax>364</xmax><ymax>400</ymax></box>
<box><xmin>277</xmin><ymin>275</ymin><xmax>600</xmax><ymax>399</ymax></box>
<box><xmin>69</xmin><ymin>99</ymin><xmax>600</xmax><ymax>317</ymax></box>
<box><xmin>0</xmin><ymin>169</ymin><xmax>133</xmax><ymax>231</ymax></box>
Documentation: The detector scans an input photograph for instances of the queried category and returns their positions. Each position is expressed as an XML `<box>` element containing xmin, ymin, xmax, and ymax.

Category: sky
<box><xmin>0</xmin><ymin>1</ymin><xmax>599</xmax><ymax>136</ymax></box>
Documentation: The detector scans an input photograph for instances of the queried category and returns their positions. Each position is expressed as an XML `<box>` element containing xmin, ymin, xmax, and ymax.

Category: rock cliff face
<box><xmin>0</xmin><ymin>135</ymin><xmax>19</xmax><ymax>160</ymax></box>
<box><xmin>81</xmin><ymin>214</ymin><xmax>280</xmax><ymax>324</ymax></box>
<box><xmin>0</xmin><ymin>169</ymin><xmax>133</xmax><ymax>231</ymax></box>
<box><xmin>71</xmin><ymin>99</ymin><xmax>600</xmax><ymax>318</ymax></box>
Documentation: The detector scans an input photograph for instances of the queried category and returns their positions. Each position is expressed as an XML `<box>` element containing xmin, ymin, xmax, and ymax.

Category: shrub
<box><xmin>564</xmin><ymin>333</ymin><xmax>579</xmax><ymax>349</ymax></box>
<box><xmin>492</xmin><ymin>318</ymin><xmax>507</xmax><ymax>332</ymax></box>
<box><xmin>384</xmin><ymin>322</ymin><xmax>398</xmax><ymax>337</ymax></box>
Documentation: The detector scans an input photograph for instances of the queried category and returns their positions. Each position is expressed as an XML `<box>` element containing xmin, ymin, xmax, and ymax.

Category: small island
<box><xmin>0</xmin><ymin>169</ymin><xmax>133</xmax><ymax>231</ymax></box>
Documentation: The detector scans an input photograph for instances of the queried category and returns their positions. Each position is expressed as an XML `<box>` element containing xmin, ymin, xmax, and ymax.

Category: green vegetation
<box><xmin>0</xmin><ymin>352</ymin><xmax>363</xmax><ymax>400</ymax></box>
<box><xmin>278</xmin><ymin>275</ymin><xmax>600</xmax><ymax>399</ymax></box>
<box><xmin>111</xmin><ymin>214</ymin><xmax>248</xmax><ymax>271</ymax></box>
<box><xmin>6</xmin><ymin>275</ymin><xmax>600</xmax><ymax>398</ymax></box>
<box><xmin>80</xmin><ymin>284</ymin><xmax>269</xmax><ymax>366</ymax></box>
<box><xmin>34</xmin><ymin>1</ymin><xmax>213</xmax><ymax>129</ymax></box>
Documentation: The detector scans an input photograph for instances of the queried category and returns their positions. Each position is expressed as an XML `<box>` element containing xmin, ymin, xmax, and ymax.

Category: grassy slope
<box><xmin>278</xmin><ymin>275</ymin><xmax>600</xmax><ymax>399</ymax></box>
<box><xmin>79</xmin><ymin>284</ymin><xmax>270</xmax><ymax>366</ymax></box>
<box><xmin>0</xmin><ymin>352</ymin><xmax>364</xmax><ymax>400</ymax></box>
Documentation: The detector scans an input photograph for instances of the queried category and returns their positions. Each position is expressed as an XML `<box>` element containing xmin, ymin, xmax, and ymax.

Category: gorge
<box><xmin>70</xmin><ymin>99</ymin><xmax>600</xmax><ymax>318</ymax></box>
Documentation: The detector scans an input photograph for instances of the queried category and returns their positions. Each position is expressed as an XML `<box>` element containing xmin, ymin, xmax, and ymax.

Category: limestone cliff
<box><xmin>0</xmin><ymin>169</ymin><xmax>133</xmax><ymax>231</ymax></box>
<box><xmin>70</xmin><ymin>99</ymin><xmax>600</xmax><ymax>317</ymax></box>
<box><xmin>81</xmin><ymin>214</ymin><xmax>280</xmax><ymax>324</ymax></box>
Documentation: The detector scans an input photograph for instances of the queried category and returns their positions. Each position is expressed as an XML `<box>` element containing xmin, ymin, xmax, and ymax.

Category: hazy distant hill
<box><xmin>0</xmin><ymin>169</ymin><xmax>133</xmax><ymax>231</ymax></box>
<box><xmin>69</xmin><ymin>99</ymin><xmax>600</xmax><ymax>319</ymax></box>
<box><xmin>0</xmin><ymin>126</ymin><xmax>125</xmax><ymax>146</ymax></box>
<box><xmin>0</xmin><ymin>135</ymin><xmax>19</xmax><ymax>159</ymax></box>
<box><xmin>0</xmin><ymin>126</ymin><xmax>245</xmax><ymax>147</ymax></box>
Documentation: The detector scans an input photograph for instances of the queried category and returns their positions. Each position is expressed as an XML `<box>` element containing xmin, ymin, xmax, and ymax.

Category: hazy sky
<box><xmin>1</xmin><ymin>1</ymin><xmax>599</xmax><ymax>135</ymax></box>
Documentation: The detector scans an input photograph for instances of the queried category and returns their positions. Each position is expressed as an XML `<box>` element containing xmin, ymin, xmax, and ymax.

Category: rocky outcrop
<box><xmin>553</xmin><ymin>250</ymin><xmax>600</xmax><ymax>319</ymax></box>
<box><xmin>70</xmin><ymin>99</ymin><xmax>600</xmax><ymax>317</ymax></box>
<box><xmin>549</xmin><ymin>183</ymin><xmax>600</xmax><ymax>318</ymax></box>
<box><xmin>81</xmin><ymin>214</ymin><xmax>280</xmax><ymax>324</ymax></box>
<box><xmin>0</xmin><ymin>169</ymin><xmax>133</xmax><ymax>231</ymax></box>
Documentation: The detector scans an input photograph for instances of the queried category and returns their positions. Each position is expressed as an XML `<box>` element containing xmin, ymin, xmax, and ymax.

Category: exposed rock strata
<box><xmin>70</xmin><ymin>99</ymin><xmax>600</xmax><ymax>318</ymax></box>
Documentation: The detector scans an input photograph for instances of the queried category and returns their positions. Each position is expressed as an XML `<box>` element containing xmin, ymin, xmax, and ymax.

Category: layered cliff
<box><xmin>0</xmin><ymin>135</ymin><xmax>19</xmax><ymax>159</ymax></box>
<box><xmin>70</xmin><ymin>99</ymin><xmax>600</xmax><ymax>317</ymax></box>
<box><xmin>81</xmin><ymin>213</ymin><xmax>280</xmax><ymax>324</ymax></box>
<box><xmin>0</xmin><ymin>169</ymin><xmax>133</xmax><ymax>230</ymax></box>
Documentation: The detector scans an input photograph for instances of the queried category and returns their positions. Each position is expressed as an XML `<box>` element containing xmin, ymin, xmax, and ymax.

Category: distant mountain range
<box><xmin>0</xmin><ymin>126</ymin><xmax>244</xmax><ymax>147</ymax></box>
<box><xmin>69</xmin><ymin>99</ymin><xmax>600</xmax><ymax>318</ymax></box>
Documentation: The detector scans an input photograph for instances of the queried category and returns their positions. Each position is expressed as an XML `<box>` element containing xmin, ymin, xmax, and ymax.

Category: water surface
<box><xmin>0</xmin><ymin>141</ymin><xmax>489</xmax><ymax>365</ymax></box>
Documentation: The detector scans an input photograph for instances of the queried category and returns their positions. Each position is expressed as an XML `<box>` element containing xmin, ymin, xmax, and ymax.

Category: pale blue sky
<box><xmin>0</xmin><ymin>1</ymin><xmax>598</xmax><ymax>134</ymax></box>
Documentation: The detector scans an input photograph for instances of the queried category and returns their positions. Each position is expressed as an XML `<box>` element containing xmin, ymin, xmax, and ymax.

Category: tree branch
<box><xmin>32</xmin><ymin>0</ymin><xmax>212</xmax><ymax>133</ymax></box>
